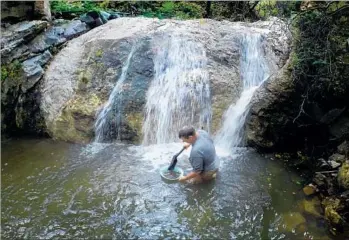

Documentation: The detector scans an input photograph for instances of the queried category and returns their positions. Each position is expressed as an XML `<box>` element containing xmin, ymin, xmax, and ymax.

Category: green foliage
<box><xmin>255</xmin><ymin>0</ymin><xmax>298</xmax><ymax>19</ymax></box>
<box><xmin>1</xmin><ymin>60</ymin><xmax>22</xmax><ymax>82</ymax></box>
<box><xmin>175</xmin><ymin>2</ymin><xmax>204</xmax><ymax>19</ymax></box>
<box><xmin>288</xmin><ymin>2</ymin><xmax>349</xmax><ymax>157</ymax></box>
<box><xmin>159</xmin><ymin>1</ymin><xmax>175</xmax><ymax>15</ymax></box>
<box><xmin>141</xmin><ymin>1</ymin><xmax>204</xmax><ymax>20</ymax></box>
<box><xmin>50</xmin><ymin>0</ymin><xmax>106</xmax><ymax>14</ymax></box>
<box><xmin>292</xmin><ymin>3</ymin><xmax>349</xmax><ymax>101</ymax></box>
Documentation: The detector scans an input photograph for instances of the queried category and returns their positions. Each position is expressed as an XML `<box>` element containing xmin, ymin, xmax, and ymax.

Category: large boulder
<box><xmin>41</xmin><ymin>17</ymin><xmax>290</xmax><ymax>143</ymax></box>
<box><xmin>245</xmin><ymin>60</ymin><xmax>296</xmax><ymax>150</ymax></box>
<box><xmin>246</xmin><ymin>53</ymin><xmax>349</xmax><ymax>152</ymax></box>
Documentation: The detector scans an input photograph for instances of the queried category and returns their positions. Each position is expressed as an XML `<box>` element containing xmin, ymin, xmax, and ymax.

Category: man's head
<box><xmin>178</xmin><ymin>126</ymin><xmax>197</xmax><ymax>144</ymax></box>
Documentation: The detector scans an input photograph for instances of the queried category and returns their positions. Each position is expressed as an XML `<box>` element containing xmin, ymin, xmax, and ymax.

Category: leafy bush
<box><xmin>292</xmin><ymin>3</ymin><xmax>349</xmax><ymax>103</ymax></box>
<box><xmin>50</xmin><ymin>0</ymin><xmax>107</xmax><ymax>14</ymax></box>
<box><xmin>288</xmin><ymin>2</ymin><xmax>349</xmax><ymax>156</ymax></box>
<box><xmin>1</xmin><ymin>60</ymin><xmax>22</xmax><ymax>82</ymax></box>
<box><xmin>255</xmin><ymin>0</ymin><xmax>299</xmax><ymax>19</ymax></box>
<box><xmin>141</xmin><ymin>1</ymin><xmax>204</xmax><ymax>20</ymax></box>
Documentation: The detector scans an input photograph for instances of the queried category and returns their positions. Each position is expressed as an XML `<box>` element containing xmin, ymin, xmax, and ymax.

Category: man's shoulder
<box><xmin>198</xmin><ymin>129</ymin><xmax>209</xmax><ymax>136</ymax></box>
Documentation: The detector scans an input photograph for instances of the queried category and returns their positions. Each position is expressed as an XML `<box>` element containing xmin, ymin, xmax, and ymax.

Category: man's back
<box><xmin>189</xmin><ymin>130</ymin><xmax>217</xmax><ymax>172</ymax></box>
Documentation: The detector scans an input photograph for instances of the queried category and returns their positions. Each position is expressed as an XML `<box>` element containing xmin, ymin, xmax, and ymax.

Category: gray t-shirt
<box><xmin>189</xmin><ymin>130</ymin><xmax>218</xmax><ymax>173</ymax></box>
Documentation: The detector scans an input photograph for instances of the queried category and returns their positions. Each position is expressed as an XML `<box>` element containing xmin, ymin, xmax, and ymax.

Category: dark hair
<box><xmin>178</xmin><ymin>126</ymin><xmax>196</xmax><ymax>138</ymax></box>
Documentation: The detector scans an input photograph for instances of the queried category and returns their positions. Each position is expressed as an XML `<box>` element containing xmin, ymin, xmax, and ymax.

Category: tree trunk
<box><xmin>205</xmin><ymin>1</ymin><xmax>212</xmax><ymax>18</ymax></box>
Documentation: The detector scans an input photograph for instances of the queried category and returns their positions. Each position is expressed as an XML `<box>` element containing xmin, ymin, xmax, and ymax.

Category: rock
<box><xmin>1</xmin><ymin>20</ymin><xmax>48</xmax><ymax>64</ymax></box>
<box><xmin>41</xmin><ymin>17</ymin><xmax>291</xmax><ymax>143</ymax></box>
<box><xmin>50</xmin><ymin>94</ymin><xmax>102</xmax><ymax>143</ymax></box>
<box><xmin>63</xmin><ymin>20</ymin><xmax>89</xmax><ymax>40</ymax></box>
<box><xmin>28</xmin><ymin>19</ymin><xmax>89</xmax><ymax>54</ymax></box>
<box><xmin>1</xmin><ymin>19</ymin><xmax>92</xmax><ymax>137</ymax></box>
<box><xmin>28</xmin><ymin>25</ymin><xmax>66</xmax><ymax>53</ymax></box>
<box><xmin>1</xmin><ymin>1</ymin><xmax>34</xmax><ymax>24</ymax></box>
<box><xmin>313</xmin><ymin>173</ymin><xmax>327</xmax><ymax>189</ymax></box>
<box><xmin>328</xmin><ymin>160</ymin><xmax>341</xmax><ymax>169</ymax></box>
<box><xmin>338</xmin><ymin>161</ymin><xmax>349</xmax><ymax>190</ymax></box>
<box><xmin>246</xmin><ymin>59</ymin><xmax>294</xmax><ymax>150</ymax></box>
<box><xmin>329</xmin><ymin>153</ymin><xmax>346</xmax><ymax>163</ymax></box>
<box><xmin>15</xmin><ymin>83</ymin><xmax>46</xmax><ymax>136</ymax></box>
<box><xmin>329</xmin><ymin>110</ymin><xmax>349</xmax><ymax>140</ymax></box>
<box><xmin>338</xmin><ymin>141</ymin><xmax>349</xmax><ymax>156</ymax></box>
<box><xmin>303</xmin><ymin>184</ymin><xmax>317</xmax><ymax>196</ymax></box>
<box><xmin>340</xmin><ymin>190</ymin><xmax>349</xmax><ymax>198</ymax></box>
<box><xmin>320</xmin><ymin>108</ymin><xmax>346</xmax><ymax>124</ymax></box>
<box><xmin>21</xmin><ymin>50</ymin><xmax>52</xmax><ymax>93</ymax></box>
<box><xmin>318</xmin><ymin>158</ymin><xmax>331</xmax><ymax>169</ymax></box>
<box><xmin>299</xmin><ymin>197</ymin><xmax>322</xmax><ymax>217</ymax></box>
<box><xmin>322</xmin><ymin>197</ymin><xmax>343</xmax><ymax>228</ymax></box>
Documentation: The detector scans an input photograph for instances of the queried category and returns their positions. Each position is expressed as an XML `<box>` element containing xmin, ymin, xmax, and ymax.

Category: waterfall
<box><xmin>94</xmin><ymin>43</ymin><xmax>137</xmax><ymax>142</ymax></box>
<box><xmin>142</xmin><ymin>33</ymin><xmax>211</xmax><ymax>145</ymax></box>
<box><xmin>215</xmin><ymin>34</ymin><xmax>269</xmax><ymax>150</ymax></box>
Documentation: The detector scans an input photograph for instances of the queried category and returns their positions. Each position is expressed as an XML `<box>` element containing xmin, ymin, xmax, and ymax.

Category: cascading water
<box><xmin>94</xmin><ymin>43</ymin><xmax>137</xmax><ymax>142</ymax></box>
<box><xmin>215</xmin><ymin>33</ymin><xmax>269</xmax><ymax>150</ymax></box>
<box><xmin>142</xmin><ymin>33</ymin><xmax>211</xmax><ymax>145</ymax></box>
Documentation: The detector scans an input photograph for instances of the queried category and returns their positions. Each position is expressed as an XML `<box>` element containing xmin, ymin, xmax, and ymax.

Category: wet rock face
<box><xmin>77</xmin><ymin>38</ymin><xmax>154</xmax><ymax>143</ymax></box>
<box><xmin>1</xmin><ymin>20</ymin><xmax>48</xmax><ymax>63</ymax></box>
<box><xmin>1</xmin><ymin>17</ymin><xmax>291</xmax><ymax>143</ymax></box>
<box><xmin>1</xmin><ymin>19</ymin><xmax>90</xmax><ymax>138</ymax></box>
<box><xmin>40</xmin><ymin>17</ymin><xmax>290</xmax><ymax>143</ymax></box>
<box><xmin>245</xmin><ymin>60</ymin><xmax>296</xmax><ymax>150</ymax></box>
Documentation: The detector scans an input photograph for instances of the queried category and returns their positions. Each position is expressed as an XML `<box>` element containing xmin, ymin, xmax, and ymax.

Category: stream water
<box><xmin>1</xmin><ymin>137</ymin><xmax>334</xmax><ymax>240</ymax></box>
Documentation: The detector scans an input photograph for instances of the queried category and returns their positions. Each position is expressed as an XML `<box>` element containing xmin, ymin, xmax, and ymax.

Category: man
<box><xmin>178</xmin><ymin>126</ymin><xmax>218</xmax><ymax>184</ymax></box>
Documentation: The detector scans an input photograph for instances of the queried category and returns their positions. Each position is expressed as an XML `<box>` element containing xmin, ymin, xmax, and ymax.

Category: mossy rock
<box><xmin>51</xmin><ymin>93</ymin><xmax>102</xmax><ymax>143</ymax></box>
<box><xmin>125</xmin><ymin>112</ymin><xmax>143</xmax><ymax>143</ymax></box>
<box><xmin>211</xmin><ymin>99</ymin><xmax>233</xmax><ymax>134</ymax></box>
<box><xmin>325</xmin><ymin>207</ymin><xmax>342</xmax><ymax>226</ymax></box>
<box><xmin>1</xmin><ymin>60</ymin><xmax>23</xmax><ymax>83</ymax></box>
<box><xmin>299</xmin><ymin>197</ymin><xmax>322</xmax><ymax>217</ymax></box>
<box><xmin>338</xmin><ymin>161</ymin><xmax>349</xmax><ymax>190</ymax></box>
<box><xmin>322</xmin><ymin>197</ymin><xmax>344</xmax><ymax>228</ymax></box>
<box><xmin>78</xmin><ymin>69</ymin><xmax>93</xmax><ymax>85</ymax></box>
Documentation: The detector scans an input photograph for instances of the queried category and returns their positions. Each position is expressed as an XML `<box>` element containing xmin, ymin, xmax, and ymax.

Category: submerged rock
<box><xmin>299</xmin><ymin>197</ymin><xmax>322</xmax><ymax>217</ymax></box>
<box><xmin>279</xmin><ymin>212</ymin><xmax>306</xmax><ymax>232</ymax></box>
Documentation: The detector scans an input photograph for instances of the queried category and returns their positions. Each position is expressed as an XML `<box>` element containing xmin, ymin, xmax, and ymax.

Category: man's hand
<box><xmin>183</xmin><ymin>142</ymin><xmax>191</xmax><ymax>149</ymax></box>
<box><xmin>178</xmin><ymin>176</ymin><xmax>187</xmax><ymax>182</ymax></box>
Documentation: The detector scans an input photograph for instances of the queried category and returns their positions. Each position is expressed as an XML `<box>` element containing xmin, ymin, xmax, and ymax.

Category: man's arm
<box><xmin>178</xmin><ymin>171</ymin><xmax>200</xmax><ymax>182</ymax></box>
<box><xmin>179</xmin><ymin>156</ymin><xmax>204</xmax><ymax>182</ymax></box>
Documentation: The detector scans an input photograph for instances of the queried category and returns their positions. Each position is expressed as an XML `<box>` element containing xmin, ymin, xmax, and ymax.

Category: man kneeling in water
<box><xmin>178</xmin><ymin>126</ymin><xmax>218</xmax><ymax>184</ymax></box>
